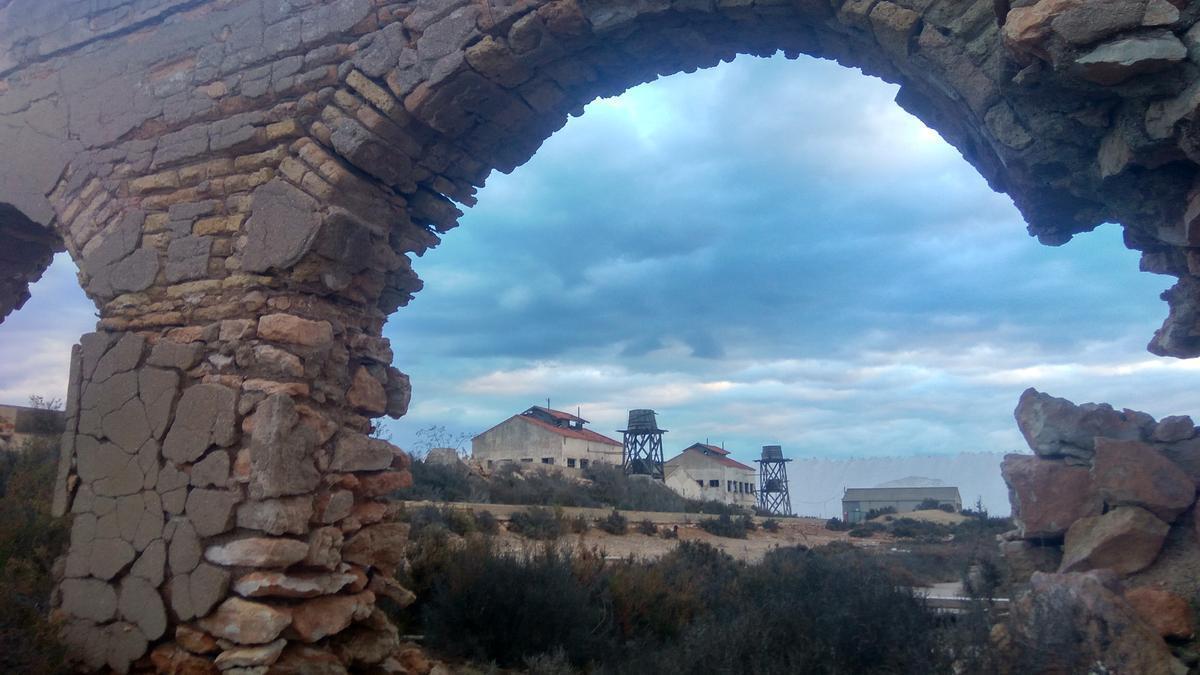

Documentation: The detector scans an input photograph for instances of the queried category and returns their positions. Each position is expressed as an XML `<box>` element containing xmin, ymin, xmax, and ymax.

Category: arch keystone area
<box><xmin>2</xmin><ymin>0</ymin><xmax>1200</xmax><ymax>670</ymax></box>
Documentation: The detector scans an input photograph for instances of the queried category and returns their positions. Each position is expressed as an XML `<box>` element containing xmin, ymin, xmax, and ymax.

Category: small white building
<box><xmin>471</xmin><ymin>406</ymin><xmax>623</xmax><ymax>472</ymax></box>
<box><xmin>664</xmin><ymin>443</ymin><xmax>757</xmax><ymax>508</ymax></box>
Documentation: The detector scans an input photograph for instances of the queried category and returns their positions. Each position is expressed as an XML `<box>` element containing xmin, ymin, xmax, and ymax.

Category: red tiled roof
<box><xmin>518</xmin><ymin>415</ymin><xmax>622</xmax><ymax>446</ymax></box>
<box><xmin>712</xmin><ymin>455</ymin><xmax>756</xmax><ymax>472</ymax></box>
<box><xmin>527</xmin><ymin>406</ymin><xmax>588</xmax><ymax>423</ymax></box>
<box><xmin>682</xmin><ymin>446</ymin><xmax>755</xmax><ymax>472</ymax></box>
<box><xmin>687</xmin><ymin>443</ymin><xmax>729</xmax><ymax>456</ymax></box>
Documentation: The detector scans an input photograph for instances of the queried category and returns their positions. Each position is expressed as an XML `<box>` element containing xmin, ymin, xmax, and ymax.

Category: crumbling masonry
<box><xmin>4</xmin><ymin>0</ymin><xmax>1200</xmax><ymax>671</ymax></box>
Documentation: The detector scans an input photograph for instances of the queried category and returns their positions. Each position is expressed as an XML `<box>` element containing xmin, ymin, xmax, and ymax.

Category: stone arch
<box><xmin>2</xmin><ymin>0</ymin><xmax>1200</xmax><ymax>671</ymax></box>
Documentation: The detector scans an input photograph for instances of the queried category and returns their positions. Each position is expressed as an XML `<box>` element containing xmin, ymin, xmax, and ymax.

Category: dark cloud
<box><xmin>383</xmin><ymin>53</ymin><xmax>1192</xmax><ymax>466</ymax></box>
<box><xmin>0</xmin><ymin>54</ymin><xmax>1193</xmax><ymax>480</ymax></box>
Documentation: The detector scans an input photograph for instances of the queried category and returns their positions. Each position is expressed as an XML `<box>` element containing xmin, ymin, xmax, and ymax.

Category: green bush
<box><xmin>637</xmin><ymin>519</ymin><xmax>658</xmax><ymax>536</ymax></box>
<box><xmin>569</xmin><ymin>515</ymin><xmax>591</xmax><ymax>534</ymax></box>
<box><xmin>762</xmin><ymin>518</ymin><xmax>780</xmax><ymax>532</ymax></box>
<box><xmin>825</xmin><ymin>517</ymin><xmax>851</xmax><ymax>531</ymax></box>
<box><xmin>698</xmin><ymin>513</ymin><xmax>748</xmax><ymax>539</ymax></box>
<box><xmin>597</xmin><ymin>510</ymin><xmax>628</xmax><ymax>535</ymax></box>
<box><xmin>0</xmin><ymin>438</ymin><xmax>69</xmax><ymax>673</ymax></box>
<box><xmin>473</xmin><ymin>509</ymin><xmax>500</xmax><ymax>535</ymax></box>
<box><xmin>865</xmin><ymin>506</ymin><xmax>897</xmax><ymax>521</ymax></box>
<box><xmin>508</xmin><ymin>507</ymin><xmax>565</xmax><ymax>541</ymax></box>
<box><xmin>403</xmin><ymin>536</ymin><xmax>951</xmax><ymax>673</ymax></box>
<box><xmin>848</xmin><ymin>527</ymin><xmax>875</xmax><ymax>538</ymax></box>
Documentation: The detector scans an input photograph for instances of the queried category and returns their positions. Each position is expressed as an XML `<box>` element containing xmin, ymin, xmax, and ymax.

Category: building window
<box><xmin>708</xmin><ymin>479</ymin><xmax>719</xmax><ymax>488</ymax></box>
<box><xmin>541</xmin><ymin>457</ymin><xmax>554</xmax><ymax>465</ymax></box>
<box><xmin>567</xmin><ymin>458</ymin><xmax>576</xmax><ymax>468</ymax></box>
<box><xmin>520</xmin><ymin>458</ymin><xmax>533</xmax><ymax>463</ymax></box>
<box><xmin>581</xmin><ymin>459</ymin><xmax>590</xmax><ymax>468</ymax></box>
<box><xmin>696</xmin><ymin>480</ymin><xmax>704</xmax><ymax>488</ymax></box>
<box><xmin>487</xmin><ymin>460</ymin><xmax>494</xmax><ymax>468</ymax></box>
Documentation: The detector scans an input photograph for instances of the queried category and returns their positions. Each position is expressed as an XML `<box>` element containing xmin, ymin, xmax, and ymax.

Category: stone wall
<box><xmin>1000</xmin><ymin>388</ymin><xmax>1199</xmax><ymax>671</ymax></box>
<box><xmin>3</xmin><ymin>0</ymin><xmax>1200</xmax><ymax>671</ymax></box>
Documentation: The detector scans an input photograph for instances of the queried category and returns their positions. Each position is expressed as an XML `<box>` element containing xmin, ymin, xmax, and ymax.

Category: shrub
<box><xmin>824</xmin><ymin>517</ymin><xmax>851</xmax><ymax>531</ymax></box>
<box><xmin>917</xmin><ymin>498</ymin><xmax>942</xmax><ymax>511</ymax></box>
<box><xmin>698</xmin><ymin>513</ymin><xmax>748</xmax><ymax>539</ymax></box>
<box><xmin>637</xmin><ymin>519</ymin><xmax>658</xmax><ymax>536</ymax></box>
<box><xmin>473</xmin><ymin>509</ymin><xmax>500</xmax><ymax>535</ymax></box>
<box><xmin>661</xmin><ymin>525</ymin><xmax>679</xmax><ymax>540</ymax></box>
<box><xmin>405</xmin><ymin>534</ymin><xmax>953</xmax><ymax>674</ymax></box>
<box><xmin>762</xmin><ymin>518</ymin><xmax>780</xmax><ymax>532</ymax></box>
<box><xmin>597</xmin><ymin>510</ymin><xmax>628</xmax><ymax>535</ymax></box>
<box><xmin>569</xmin><ymin>515</ymin><xmax>591</xmax><ymax>534</ymax></box>
<box><xmin>848</xmin><ymin>527</ymin><xmax>875</xmax><ymax>538</ymax></box>
<box><xmin>0</xmin><ymin>438</ymin><xmax>69</xmax><ymax>673</ymax></box>
<box><xmin>738</xmin><ymin>514</ymin><xmax>756</xmax><ymax>532</ymax></box>
<box><xmin>508</xmin><ymin>507</ymin><xmax>565</xmax><ymax>541</ymax></box>
<box><xmin>865</xmin><ymin>506</ymin><xmax>897</xmax><ymax>521</ymax></box>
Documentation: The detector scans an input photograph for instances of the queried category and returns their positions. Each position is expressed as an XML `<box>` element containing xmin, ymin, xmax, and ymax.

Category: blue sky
<box><xmin>4</xmin><ymin>53</ymin><xmax>1198</xmax><ymax>475</ymax></box>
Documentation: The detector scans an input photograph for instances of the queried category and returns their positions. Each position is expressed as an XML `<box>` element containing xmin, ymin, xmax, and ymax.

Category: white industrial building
<box><xmin>664</xmin><ymin>443</ymin><xmax>757</xmax><ymax>508</ymax></box>
<box><xmin>471</xmin><ymin>406</ymin><xmax>622</xmax><ymax>472</ymax></box>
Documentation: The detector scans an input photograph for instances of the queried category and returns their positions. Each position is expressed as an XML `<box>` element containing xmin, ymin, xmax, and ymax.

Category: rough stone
<box><xmin>197</xmin><ymin>597</ymin><xmax>292</xmax><ymax>645</ymax></box>
<box><xmin>190</xmin><ymin>562</ymin><xmax>232</xmax><ymax>619</ymax></box>
<box><xmin>242</xmin><ymin>180</ymin><xmax>322</xmax><ymax>273</ymax></box>
<box><xmin>1124</xmin><ymin>587</ymin><xmax>1194</xmax><ymax>639</ymax></box>
<box><xmin>92</xmin><ymin>537</ymin><xmax>137</xmax><ymax>580</ymax></box>
<box><xmin>1153</xmin><ymin>415</ymin><xmax>1195</xmax><ymax>443</ymax></box>
<box><xmin>330</xmin><ymin>432</ymin><xmax>395</xmax><ymax>472</ymax></box>
<box><xmin>204</xmin><ymin>537</ymin><xmax>310</xmax><ymax>568</ymax></box>
<box><xmin>214</xmin><ymin>638</ymin><xmax>286</xmax><ymax>669</ymax></box>
<box><xmin>176</xmin><ymin>624</ymin><xmax>219</xmax><ymax>654</ymax></box>
<box><xmin>191</xmin><ymin>451</ymin><xmax>230</xmax><ymax>488</ymax></box>
<box><xmin>346</xmin><ymin>366</ymin><xmax>387</xmax><ymax>414</ymax></box>
<box><xmin>140</xmin><ymin>367</ymin><xmax>181</xmax><ymax>439</ymax></box>
<box><xmin>247</xmin><ymin>394</ymin><xmax>320</xmax><ymax>500</ymax></box>
<box><xmin>235</xmin><ymin>496</ymin><xmax>313</xmax><ymax>535</ymax></box>
<box><xmin>1000</xmin><ymin>539</ymin><xmax>1063</xmax><ymax>584</ymax></box>
<box><xmin>1092</xmin><ymin>438</ymin><xmax>1196</xmax><ymax>522</ymax></box>
<box><xmin>1014</xmin><ymin>388</ymin><xmax>1151</xmax><ymax>460</ymax></box>
<box><xmin>61</xmin><ymin>578</ymin><xmax>118</xmax><ymax>622</ymax></box>
<box><xmin>119</xmin><ymin>576</ymin><xmax>168</xmax><ymax>640</ymax></box>
<box><xmin>1060</xmin><ymin>506</ymin><xmax>1170</xmax><ymax>575</ymax></box>
<box><xmin>257</xmin><ymin>314</ymin><xmax>334</xmax><ymax>348</ymax></box>
<box><xmin>106</xmin><ymin>621</ymin><xmax>150</xmax><ymax>674</ymax></box>
<box><xmin>163</xmin><ymin>384</ymin><xmax>238</xmax><ymax>463</ymax></box>
<box><xmin>286</xmin><ymin>591</ymin><xmax>374</xmax><ymax>642</ymax></box>
<box><xmin>169</xmin><ymin>517</ymin><xmax>203</xmax><ymax>575</ymax></box>
<box><xmin>1007</xmin><ymin>571</ymin><xmax>1186</xmax><ymax>674</ymax></box>
<box><xmin>232</xmin><ymin>570</ymin><xmax>356</xmax><ymax>599</ymax></box>
<box><xmin>305</xmin><ymin>527</ymin><xmax>344</xmax><ymax>571</ymax></box>
<box><xmin>1076</xmin><ymin>32</ymin><xmax>1188</xmax><ymax>86</ymax></box>
<box><xmin>185</xmin><ymin>488</ymin><xmax>242</xmax><ymax>537</ymax></box>
<box><xmin>341</xmin><ymin>523</ymin><xmax>409</xmax><ymax>575</ymax></box>
<box><xmin>131</xmin><ymin>538</ymin><xmax>167</xmax><ymax>586</ymax></box>
<box><xmin>148</xmin><ymin>341</ymin><xmax>204</xmax><ymax>370</ymax></box>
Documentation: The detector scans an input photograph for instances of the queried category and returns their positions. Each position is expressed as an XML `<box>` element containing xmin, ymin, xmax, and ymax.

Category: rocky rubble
<box><xmin>1001</xmin><ymin>388</ymin><xmax>1200</xmax><ymax>672</ymax></box>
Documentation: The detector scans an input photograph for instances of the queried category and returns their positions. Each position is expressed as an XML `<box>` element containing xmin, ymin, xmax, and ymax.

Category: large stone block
<box><xmin>163</xmin><ymin>383</ymin><xmax>238</xmax><ymax>463</ymax></box>
<box><xmin>1060</xmin><ymin>506</ymin><xmax>1169</xmax><ymax>575</ymax></box>
<box><xmin>1002</xmin><ymin>454</ymin><xmax>1101</xmax><ymax>539</ymax></box>
<box><xmin>1092</xmin><ymin>438</ymin><xmax>1196</xmax><ymax>522</ymax></box>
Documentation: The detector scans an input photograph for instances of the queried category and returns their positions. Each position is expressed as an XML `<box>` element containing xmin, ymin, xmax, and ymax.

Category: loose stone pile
<box><xmin>2</xmin><ymin>0</ymin><xmax>1200</xmax><ymax>671</ymax></box>
<box><xmin>1000</xmin><ymin>388</ymin><xmax>1200</xmax><ymax>672</ymax></box>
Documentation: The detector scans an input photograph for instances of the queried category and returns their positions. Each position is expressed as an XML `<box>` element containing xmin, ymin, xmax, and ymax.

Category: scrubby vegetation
<box><xmin>697</xmin><ymin>513</ymin><xmax>758</xmax><ymax>539</ymax></box>
<box><xmin>507</xmin><ymin>507</ymin><xmax>566</xmax><ymax>541</ymax></box>
<box><xmin>394</xmin><ymin>460</ymin><xmax>751</xmax><ymax>516</ymax></box>
<box><xmin>397</xmin><ymin>537</ymin><xmax>963</xmax><ymax>674</ymax></box>
<box><xmin>596</xmin><ymin>510</ymin><xmax>628</xmax><ymax>535</ymax></box>
<box><xmin>0</xmin><ymin>436</ymin><xmax>69</xmax><ymax>673</ymax></box>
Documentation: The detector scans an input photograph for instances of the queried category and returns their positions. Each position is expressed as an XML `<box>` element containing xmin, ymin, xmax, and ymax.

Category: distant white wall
<box><xmin>786</xmin><ymin>452</ymin><xmax>1013</xmax><ymax>518</ymax></box>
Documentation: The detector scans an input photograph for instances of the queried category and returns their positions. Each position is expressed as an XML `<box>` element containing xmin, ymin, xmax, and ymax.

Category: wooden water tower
<box><xmin>619</xmin><ymin>409</ymin><xmax>666</xmax><ymax>480</ymax></box>
<box><xmin>756</xmin><ymin>445</ymin><xmax>793</xmax><ymax>516</ymax></box>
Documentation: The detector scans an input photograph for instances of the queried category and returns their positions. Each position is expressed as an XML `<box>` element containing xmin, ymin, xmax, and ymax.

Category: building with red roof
<box><xmin>471</xmin><ymin>405</ymin><xmax>623</xmax><ymax>473</ymax></box>
<box><xmin>664</xmin><ymin>443</ymin><xmax>758</xmax><ymax>508</ymax></box>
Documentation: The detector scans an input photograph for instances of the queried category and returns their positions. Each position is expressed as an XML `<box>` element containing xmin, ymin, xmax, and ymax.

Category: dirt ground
<box><xmin>400</xmin><ymin>500</ymin><xmax>901</xmax><ymax>562</ymax></box>
<box><xmin>495</xmin><ymin>517</ymin><xmax>865</xmax><ymax>562</ymax></box>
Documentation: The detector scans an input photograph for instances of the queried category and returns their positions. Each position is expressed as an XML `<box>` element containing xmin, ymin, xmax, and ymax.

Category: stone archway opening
<box><xmin>2</xmin><ymin>0</ymin><xmax>1200</xmax><ymax>671</ymax></box>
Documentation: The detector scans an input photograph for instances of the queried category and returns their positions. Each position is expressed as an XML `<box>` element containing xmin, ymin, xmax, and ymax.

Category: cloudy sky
<box><xmin>4</xmin><ymin>53</ymin><xmax>1199</xmax><ymax>479</ymax></box>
